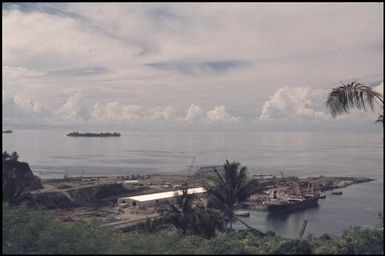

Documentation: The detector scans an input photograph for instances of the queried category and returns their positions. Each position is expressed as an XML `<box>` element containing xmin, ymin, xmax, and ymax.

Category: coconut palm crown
<box><xmin>325</xmin><ymin>81</ymin><xmax>383</xmax><ymax>124</ymax></box>
<box><xmin>205</xmin><ymin>160</ymin><xmax>258</xmax><ymax>230</ymax></box>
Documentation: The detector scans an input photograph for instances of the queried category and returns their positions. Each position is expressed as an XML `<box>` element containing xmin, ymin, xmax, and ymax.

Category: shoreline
<box><xmin>29</xmin><ymin>172</ymin><xmax>375</xmax><ymax>233</ymax></box>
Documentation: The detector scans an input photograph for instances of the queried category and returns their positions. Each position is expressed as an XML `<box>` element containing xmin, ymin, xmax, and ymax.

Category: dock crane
<box><xmin>181</xmin><ymin>156</ymin><xmax>197</xmax><ymax>188</ymax></box>
<box><xmin>280</xmin><ymin>171</ymin><xmax>285</xmax><ymax>178</ymax></box>
<box><xmin>187</xmin><ymin>156</ymin><xmax>196</xmax><ymax>177</ymax></box>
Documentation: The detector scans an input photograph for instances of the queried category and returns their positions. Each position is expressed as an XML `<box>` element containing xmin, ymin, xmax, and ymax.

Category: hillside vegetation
<box><xmin>3</xmin><ymin>204</ymin><xmax>383</xmax><ymax>255</ymax></box>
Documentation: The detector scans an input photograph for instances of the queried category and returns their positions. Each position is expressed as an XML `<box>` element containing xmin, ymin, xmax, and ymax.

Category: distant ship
<box><xmin>2</xmin><ymin>130</ymin><xmax>13</xmax><ymax>134</ymax></box>
<box><xmin>67</xmin><ymin>131</ymin><xmax>121</xmax><ymax>137</ymax></box>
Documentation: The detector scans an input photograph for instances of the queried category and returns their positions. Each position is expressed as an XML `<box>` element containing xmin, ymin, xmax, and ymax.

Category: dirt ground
<box><xmin>44</xmin><ymin>174</ymin><xmax>192</xmax><ymax>229</ymax></box>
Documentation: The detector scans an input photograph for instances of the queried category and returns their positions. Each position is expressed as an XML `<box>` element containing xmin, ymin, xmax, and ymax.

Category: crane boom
<box><xmin>298</xmin><ymin>220</ymin><xmax>308</xmax><ymax>239</ymax></box>
<box><xmin>187</xmin><ymin>156</ymin><xmax>196</xmax><ymax>177</ymax></box>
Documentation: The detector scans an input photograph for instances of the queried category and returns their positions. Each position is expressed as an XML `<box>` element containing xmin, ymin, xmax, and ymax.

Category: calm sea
<box><xmin>2</xmin><ymin>129</ymin><xmax>383</xmax><ymax>237</ymax></box>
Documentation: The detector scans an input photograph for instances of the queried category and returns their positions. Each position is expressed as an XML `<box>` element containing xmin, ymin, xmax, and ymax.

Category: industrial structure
<box><xmin>117</xmin><ymin>187</ymin><xmax>206</xmax><ymax>208</ymax></box>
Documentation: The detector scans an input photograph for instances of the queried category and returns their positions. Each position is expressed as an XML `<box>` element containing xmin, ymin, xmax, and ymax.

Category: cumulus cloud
<box><xmin>90</xmin><ymin>101</ymin><xmax>142</xmax><ymax>123</ymax></box>
<box><xmin>183</xmin><ymin>104</ymin><xmax>203</xmax><ymax>122</ymax></box>
<box><xmin>56</xmin><ymin>93</ymin><xmax>89</xmax><ymax>121</ymax></box>
<box><xmin>259</xmin><ymin>86</ymin><xmax>328</xmax><ymax>121</ymax></box>
<box><xmin>145</xmin><ymin>105</ymin><xmax>177</xmax><ymax>121</ymax></box>
<box><xmin>206</xmin><ymin>105</ymin><xmax>241</xmax><ymax>123</ymax></box>
<box><xmin>88</xmin><ymin>102</ymin><xmax>241</xmax><ymax>124</ymax></box>
<box><xmin>13</xmin><ymin>94</ymin><xmax>48</xmax><ymax>116</ymax></box>
<box><xmin>2</xmin><ymin>92</ymin><xmax>52</xmax><ymax>125</ymax></box>
<box><xmin>2</xmin><ymin>3</ymin><xmax>382</xmax><ymax>130</ymax></box>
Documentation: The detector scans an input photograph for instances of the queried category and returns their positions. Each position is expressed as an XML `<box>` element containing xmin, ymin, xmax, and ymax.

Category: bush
<box><xmin>273</xmin><ymin>239</ymin><xmax>313</xmax><ymax>254</ymax></box>
<box><xmin>313</xmin><ymin>226</ymin><xmax>383</xmax><ymax>255</ymax></box>
<box><xmin>2</xmin><ymin>205</ymin><xmax>383</xmax><ymax>255</ymax></box>
<box><xmin>3</xmin><ymin>205</ymin><xmax>122</xmax><ymax>254</ymax></box>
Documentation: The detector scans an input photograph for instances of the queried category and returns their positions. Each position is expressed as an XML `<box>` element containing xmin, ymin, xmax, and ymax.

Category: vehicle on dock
<box><xmin>319</xmin><ymin>194</ymin><xmax>326</xmax><ymax>199</ymax></box>
<box><xmin>331</xmin><ymin>191</ymin><xmax>343</xmax><ymax>195</ymax></box>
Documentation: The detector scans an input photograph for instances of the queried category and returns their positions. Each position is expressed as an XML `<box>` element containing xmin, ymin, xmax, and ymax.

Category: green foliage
<box><xmin>166</xmin><ymin>189</ymin><xmax>226</xmax><ymax>238</ymax></box>
<box><xmin>273</xmin><ymin>239</ymin><xmax>313</xmax><ymax>254</ymax></box>
<box><xmin>3</xmin><ymin>151</ymin><xmax>42</xmax><ymax>205</ymax></box>
<box><xmin>3</xmin><ymin>204</ymin><xmax>54</xmax><ymax>254</ymax></box>
<box><xmin>136</xmin><ymin>217</ymin><xmax>172</xmax><ymax>234</ymax></box>
<box><xmin>377</xmin><ymin>212</ymin><xmax>383</xmax><ymax>229</ymax></box>
<box><xmin>205</xmin><ymin>159</ymin><xmax>259</xmax><ymax>230</ymax></box>
<box><xmin>3</xmin><ymin>204</ymin><xmax>384</xmax><ymax>255</ymax></box>
<box><xmin>312</xmin><ymin>226</ymin><xmax>384</xmax><ymax>255</ymax></box>
<box><xmin>3</xmin><ymin>204</ymin><xmax>122</xmax><ymax>254</ymax></box>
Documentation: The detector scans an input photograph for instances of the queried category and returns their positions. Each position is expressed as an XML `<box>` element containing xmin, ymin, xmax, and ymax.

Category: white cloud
<box><xmin>206</xmin><ymin>105</ymin><xmax>241</xmax><ymax>123</ymax></box>
<box><xmin>145</xmin><ymin>105</ymin><xmax>177</xmax><ymax>121</ymax></box>
<box><xmin>56</xmin><ymin>93</ymin><xmax>89</xmax><ymax>121</ymax></box>
<box><xmin>2</xmin><ymin>3</ymin><xmax>382</xmax><ymax>130</ymax></box>
<box><xmin>90</xmin><ymin>101</ymin><xmax>142</xmax><ymax>123</ymax></box>
<box><xmin>259</xmin><ymin>86</ymin><xmax>328</xmax><ymax>121</ymax></box>
<box><xmin>13</xmin><ymin>94</ymin><xmax>50</xmax><ymax>117</ymax></box>
<box><xmin>2</xmin><ymin>92</ymin><xmax>52</xmax><ymax>125</ymax></box>
<box><xmin>3</xmin><ymin>65</ymin><xmax>45</xmax><ymax>78</ymax></box>
<box><xmin>183</xmin><ymin>104</ymin><xmax>203</xmax><ymax>122</ymax></box>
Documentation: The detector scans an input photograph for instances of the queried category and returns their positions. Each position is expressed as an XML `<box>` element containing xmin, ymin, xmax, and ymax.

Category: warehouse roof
<box><xmin>121</xmin><ymin>187</ymin><xmax>206</xmax><ymax>202</ymax></box>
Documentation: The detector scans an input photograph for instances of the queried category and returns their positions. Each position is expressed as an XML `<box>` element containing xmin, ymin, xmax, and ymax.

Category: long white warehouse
<box><xmin>118</xmin><ymin>187</ymin><xmax>206</xmax><ymax>208</ymax></box>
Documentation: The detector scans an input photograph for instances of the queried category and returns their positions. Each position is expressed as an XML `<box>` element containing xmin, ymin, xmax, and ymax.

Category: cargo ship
<box><xmin>263</xmin><ymin>196</ymin><xmax>319</xmax><ymax>212</ymax></box>
<box><xmin>263</xmin><ymin>183</ymin><xmax>319</xmax><ymax>213</ymax></box>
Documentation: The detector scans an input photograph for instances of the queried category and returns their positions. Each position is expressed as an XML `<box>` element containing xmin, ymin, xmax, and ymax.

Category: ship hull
<box><xmin>266</xmin><ymin>198</ymin><xmax>318</xmax><ymax>212</ymax></box>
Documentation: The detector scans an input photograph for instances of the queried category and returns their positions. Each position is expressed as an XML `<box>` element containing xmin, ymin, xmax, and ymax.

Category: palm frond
<box><xmin>375</xmin><ymin>110</ymin><xmax>383</xmax><ymax>125</ymax></box>
<box><xmin>205</xmin><ymin>160</ymin><xmax>259</xmax><ymax>231</ymax></box>
<box><xmin>325</xmin><ymin>81</ymin><xmax>383</xmax><ymax>118</ymax></box>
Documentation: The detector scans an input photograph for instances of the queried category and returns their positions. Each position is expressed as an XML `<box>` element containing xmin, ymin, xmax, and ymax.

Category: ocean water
<box><xmin>2</xmin><ymin>129</ymin><xmax>383</xmax><ymax>237</ymax></box>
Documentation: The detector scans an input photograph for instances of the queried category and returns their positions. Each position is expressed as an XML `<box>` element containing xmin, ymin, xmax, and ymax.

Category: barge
<box><xmin>67</xmin><ymin>131</ymin><xmax>121</xmax><ymax>137</ymax></box>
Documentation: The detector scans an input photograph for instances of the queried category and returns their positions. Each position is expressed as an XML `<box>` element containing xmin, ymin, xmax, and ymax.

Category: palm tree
<box><xmin>139</xmin><ymin>217</ymin><xmax>171</xmax><ymax>234</ymax></box>
<box><xmin>166</xmin><ymin>188</ymin><xmax>226</xmax><ymax>237</ymax></box>
<box><xmin>205</xmin><ymin>160</ymin><xmax>259</xmax><ymax>231</ymax></box>
<box><xmin>191</xmin><ymin>206</ymin><xmax>226</xmax><ymax>238</ymax></box>
<box><xmin>325</xmin><ymin>81</ymin><xmax>383</xmax><ymax>125</ymax></box>
<box><xmin>167</xmin><ymin>189</ymin><xmax>196</xmax><ymax>235</ymax></box>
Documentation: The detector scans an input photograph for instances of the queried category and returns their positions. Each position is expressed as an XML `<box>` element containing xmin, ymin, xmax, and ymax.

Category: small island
<box><xmin>3</xmin><ymin>130</ymin><xmax>13</xmax><ymax>134</ymax></box>
<box><xmin>66</xmin><ymin>131</ymin><xmax>121</xmax><ymax>137</ymax></box>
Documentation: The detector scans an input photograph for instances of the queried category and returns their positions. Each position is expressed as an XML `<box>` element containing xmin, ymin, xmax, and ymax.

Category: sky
<box><xmin>2</xmin><ymin>3</ymin><xmax>383</xmax><ymax>131</ymax></box>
